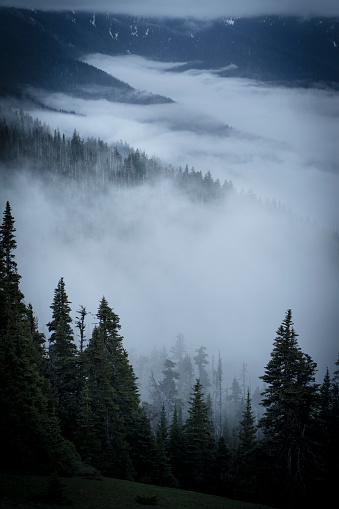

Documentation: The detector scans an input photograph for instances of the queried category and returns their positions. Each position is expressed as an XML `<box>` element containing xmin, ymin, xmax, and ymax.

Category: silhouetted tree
<box><xmin>259</xmin><ymin>309</ymin><xmax>320</xmax><ymax>507</ymax></box>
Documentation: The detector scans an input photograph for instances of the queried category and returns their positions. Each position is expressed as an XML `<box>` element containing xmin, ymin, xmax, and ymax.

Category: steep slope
<box><xmin>0</xmin><ymin>8</ymin><xmax>172</xmax><ymax>104</ymax></box>
<box><xmin>2</xmin><ymin>10</ymin><xmax>337</xmax><ymax>87</ymax></box>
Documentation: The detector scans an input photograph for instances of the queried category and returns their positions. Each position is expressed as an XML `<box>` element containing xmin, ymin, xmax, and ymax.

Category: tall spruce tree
<box><xmin>167</xmin><ymin>404</ymin><xmax>186</xmax><ymax>486</ymax></box>
<box><xmin>193</xmin><ymin>346</ymin><xmax>211</xmax><ymax>392</ymax></box>
<box><xmin>235</xmin><ymin>390</ymin><xmax>258</xmax><ymax>502</ymax></box>
<box><xmin>0</xmin><ymin>202</ymin><xmax>79</xmax><ymax>474</ymax></box>
<box><xmin>47</xmin><ymin>277</ymin><xmax>78</xmax><ymax>440</ymax></box>
<box><xmin>184</xmin><ymin>379</ymin><xmax>216</xmax><ymax>491</ymax></box>
<box><xmin>0</xmin><ymin>201</ymin><xmax>25</xmax><ymax>328</ymax></box>
<box><xmin>259</xmin><ymin>309</ymin><xmax>320</xmax><ymax>507</ymax></box>
<box><xmin>80</xmin><ymin>297</ymin><xmax>145</xmax><ymax>479</ymax></box>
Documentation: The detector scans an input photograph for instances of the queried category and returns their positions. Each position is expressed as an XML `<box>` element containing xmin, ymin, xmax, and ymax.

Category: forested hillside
<box><xmin>1</xmin><ymin>104</ymin><xmax>339</xmax><ymax>508</ymax></box>
<box><xmin>1</xmin><ymin>8</ymin><xmax>339</xmax><ymax>95</ymax></box>
<box><xmin>0</xmin><ymin>199</ymin><xmax>338</xmax><ymax>508</ymax></box>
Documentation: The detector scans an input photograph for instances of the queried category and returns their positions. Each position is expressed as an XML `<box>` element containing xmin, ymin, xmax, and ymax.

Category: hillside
<box><xmin>0</xmin><ymin>474</ymin><xmax>276</xmax><ymax>509</ymax></box>
<box><xmin>0</xmin><ymin>8</ymin><xmax>172</xmax><ymax>104</ymax></box>
<box><xmin>1</xmin><ymin>8</ymin><xmax>338</xmax><ymax>94</ymax></box>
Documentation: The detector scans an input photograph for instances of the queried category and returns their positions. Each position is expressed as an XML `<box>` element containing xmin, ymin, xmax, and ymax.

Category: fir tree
<box><xmin>0</xmin><ymin>201</ymin><xmax>25</xmax><ymax>328</ymax></box>
<box><xmin>235</xmin><ymin>390</ymin><xmax>258</xmax><ymax>502</ymax></box>
<box><xmin>193</xmin><ymin>346</ymin><xmax>211</xmax><ymax>392</ymax></box>
<box><xmin>167</xmin><ymin>404</ymin><xmax>186</xmax><ymax>486</ymax></box>
<box><xmin>0</xmin><ymin>202</ymin><xmax>79</xmax><ymax>474</ymax></box>
<box><xmin>184</xmin><ymin>379</ymin><xmax>216</xmax><ymax>491</ymax></box>
<box><xmin>47</xmin><ymin>277</ymin><xmax>78</xmax><ymax>440</ymax></box>
<box><xmin>259</xmin><ymin>309</ymin><xmax>320</xmax><ymax>507</ymax></box>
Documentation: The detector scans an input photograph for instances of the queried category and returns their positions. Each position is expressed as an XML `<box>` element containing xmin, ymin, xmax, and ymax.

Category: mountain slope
<box><xmin>2</xmin><ymin>10</ymin><xmax>338</xmax><ymax>88</ymax></box>
<box><xmin>0</xmin><ymin>8</ymin><xmax>172</xmax><ymax>104</ymax></box>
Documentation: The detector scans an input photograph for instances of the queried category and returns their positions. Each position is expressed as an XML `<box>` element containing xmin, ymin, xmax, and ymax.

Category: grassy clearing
<box><xmin>0</xmin><ymin>474</ymin><xmax>275</xmax><ymax>509</ymax></box>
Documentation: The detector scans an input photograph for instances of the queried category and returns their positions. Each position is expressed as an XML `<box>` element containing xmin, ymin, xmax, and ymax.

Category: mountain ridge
<box><xmin>1</xmin><ymin>8</ymin><xmax>339</xmax><ymax>102</ymax></box>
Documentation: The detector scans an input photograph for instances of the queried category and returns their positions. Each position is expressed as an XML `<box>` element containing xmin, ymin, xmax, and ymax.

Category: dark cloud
<box><xmin>1</xmin><ymin>0</ymin><xmax>339</xmax><ymax>18</ymax></box>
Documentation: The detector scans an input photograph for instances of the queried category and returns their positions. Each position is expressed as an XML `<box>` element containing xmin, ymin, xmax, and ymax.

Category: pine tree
<box><xmin>158</xmin><ymin>358</ymin><xmax>179</xmax><ymax>417</ymax></box>
<box><xmin>215</xmin><ymin>436</ymin><xmax>232</xmax><ymax>496</ymax></box>
<box><xmin>259</xmin><ymin>309</ymin><xmax>320</xmax><ymax>506</ymax></box>
<box><xmin>235</xmin><ymin>390</ymin><xmax>258</xmax><ymax>502</ymax></box>
<box><xmin>47</xmin><ymin>277</ymin><xmax>78</xmax><ymax>440</ymax></box>
<box><xmin>193</xmin><ymin>346</ymin><xmax>211</xmax><ymax>392</ymax></box>
<box><xmin>0</xmin><ymin>202</ymin><xmax>79</xmax><ymax>474</ymax></box>
<box><xmin>80</xmin><ymin>297</ymin><xmax>143</xmax><ymax>479</ymax></box>
<box><xmin>0</xmin><ymin>201</ymin><xmax>25</xmax><ymax>328</ymax></box>
<box><xmin>184</xmin><ymin>379</ymin><xmax>216</xmax><ymax>491</ymax></box>
<box><xmin>167</xmin><ymin>404</ymin><xmax>186</xmax><ymax>486</ymax></box>
<box><xmin>154</xmin><ymin>404</ymin><xmax>178</xmax><ymax>487</ymax></box>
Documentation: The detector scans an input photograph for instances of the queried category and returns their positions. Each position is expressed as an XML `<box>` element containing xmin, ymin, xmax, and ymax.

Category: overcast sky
<box><xmin>1</xmin><ymin>0</ymin><xmax>339</xmax><ymax>18</ymax></box>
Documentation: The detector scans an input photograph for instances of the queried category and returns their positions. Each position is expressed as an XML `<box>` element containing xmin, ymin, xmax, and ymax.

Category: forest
<box><xmin>0</xmin><ymin>106</ymin><xmax>339</xmax><ymax>509</ymax></box>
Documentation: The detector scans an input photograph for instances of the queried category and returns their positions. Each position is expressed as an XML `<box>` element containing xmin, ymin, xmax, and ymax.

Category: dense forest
<box><xmin>0</xmin><ymin>106</ymin><xmax>233</xmax><ymax>204</ymax></box>
<box><xmin>0</xmin><ymin>199</ymin><xmax>339</xmax><ymax>508</ymax></box>
<box><xmin>1</xmin><ymin>105</ymin><xmax>339</xmax><ymax>508</ymax></box>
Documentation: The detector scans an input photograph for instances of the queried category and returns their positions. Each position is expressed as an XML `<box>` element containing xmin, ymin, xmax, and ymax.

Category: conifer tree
<box><xmin>167</xmin><ymin>404</ymin><xmax>186</xmax><ymax>486</ymax></box>
<box><xmin>153</xmin><ymin>404</ymin><xmax>178</xmax><ymax>487</ymax></box>
<box><xmin>184</xmin><ymin>379</ymin><xmax>216</xmax><ymax>491</ymax></box>
<box><xmin>158</xmin><ymin>358</ymin><xmax>179</xmax><ymax>417</ymax></box>
<box><xmin>259</xmin><ymin>309</ymin><xmax>320</xmax><ymax>506</ymax></box>
<box><xmin>0</xmin><ymin>201</ymin><xmax>25</xmax><ymax>328</ymax></box>
<box><xmin>235</xmin><ymin>390</ymin><xmax>258</xmax><ymax>502</ymax></box>
<box><xmin>215</xmin><ymin>436</ymin><xmax>232</xmax><ymax>496</ymax></box>
<box><xmin>47</xmin><ymin>277</ymin><xmax>78</xmax><ymax>439</ymax></box>
<box><xmin>193</xmin><ymin>346</ymin><xmax>211</xmax><ymax>392</ymax></box>
<box><xmin>0</xmin><ymin>202</ymin><xmax>79</xmax><ymax>474</ymax></box>
<box><xmin>80</xmin><ymin>297</ymin><xmax>144</xmax><ymax>479</ymax></box>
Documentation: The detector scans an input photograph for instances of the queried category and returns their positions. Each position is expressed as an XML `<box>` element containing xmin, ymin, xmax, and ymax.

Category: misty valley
<box><xmin>1</xmin><ymin>6</ymin><xmax>339</xmax><ymax>509</ymax></box>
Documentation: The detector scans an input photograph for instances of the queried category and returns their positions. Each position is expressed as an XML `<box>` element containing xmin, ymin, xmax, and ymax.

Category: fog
<box><xmin>1</xmin><ymin>54</ymin><xmax>339</xmax><ymax>386</ymax></box>
<box><xmin>2</xmin><ymin>0</ymin><xmax>339</xmax><ymax>18</ymax></box>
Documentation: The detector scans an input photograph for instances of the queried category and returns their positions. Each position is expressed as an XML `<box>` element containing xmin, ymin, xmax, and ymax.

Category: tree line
<box><xmin>0</xmin><ymin>201</ymin><xmax>338</xmax><ymax>508</ymax></box>
<box><xmin>0</xmin><ymin>107</ymin><xmax>233</xmax><ymax>204</ymax></box>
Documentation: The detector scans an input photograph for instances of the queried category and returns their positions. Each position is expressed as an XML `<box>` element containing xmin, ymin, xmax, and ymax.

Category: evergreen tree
<box><xmin>0</xmin><ymin>202</ymin><xmax>79</xmax><ymax>474</ymax></box>
<box><xmin>80</xmin><ymin>297</ymin><xmax>142</xmax><ymax>480</ymax></box>
<box><xmin>153</xmin><ymin>404</ymin><xmax>178</xmax><ymax>487</ymax></box>
<box><xmin>158</xmin><ymin>358</ymin><xmax>179</xmax><ymax>417</ymax></box>
<box><xmin>184</xmin><ymin>379</ymin><xmax>216</xmax><ymax>491</ymax></box>
<box><xmin>215</xmin><ymin>436</ymin><xmax>232</xmax><ymax>496</ymax></box>
<box><xmin>259</xmin><ymin>309</ymin><xmax>320</xmax><ymax>507</ymax></box>
<box><xmin>47</xmin><ymin>277</ymin><xmax>78</xmax><ymax>440</ymax></box>
<box><xmin>235</xmin><ymin>390</ymin><xmax>258</xmax><ymax>502</ymax></box>
<box><xmin>193</xmin><ymin>346</ymin><xmax>211</xmax><ymax>392</ymax></box>
<box><xmin>0</xmin><ymin>201</ymin><xmax>25</xmax><ymax>328</ymax></box>
<box><xmin>81</xmin><ymin>322</ymin><xmax>133</xmax><ymax>478</ymax></box>
<box><xmin>167</xmin><ymin>404</ymin><xmax>186</xmax><ymax>486</ymax></box>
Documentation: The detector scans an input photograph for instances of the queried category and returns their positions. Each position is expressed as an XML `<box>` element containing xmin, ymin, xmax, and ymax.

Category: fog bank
<box><xmin>1</xmin><ymin>53</ymin><xmax>338</xmax><ymax>385</ymax></box>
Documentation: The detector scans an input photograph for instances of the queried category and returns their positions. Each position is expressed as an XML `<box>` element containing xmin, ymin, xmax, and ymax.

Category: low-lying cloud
<box><xmin>2</xmin><ymin>0</ymin><xmax>339</xmax><ymax>19</ymax></box>
<box><xmin>1</xmin><ymin>53</ymin><xmax>338</xmax><ymax>387</ymax></box>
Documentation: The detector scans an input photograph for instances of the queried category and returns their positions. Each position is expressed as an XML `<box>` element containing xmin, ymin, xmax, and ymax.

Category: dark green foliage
<box><xmin>0</xmin><ymin>107</ymin><xmax>234</xmax><ymax>204</ymax></box>
<box><xmin>0</xmin><ymin>202</ymin><xmax>79</xmax><ymax>475</ymax></box>
<box><xmin>215</xmin><ymin>436</ymin><xmax>232</xmax><ymax>496</ymax></box>
<box><xmin>234</xmin><ymin>390</ymin><xmax>258</xmax><ymax>502</ymax></box>
<box><xmin>167</xmin><ymin>405</ymin><xmax>186</xmax><ymax>487</ymax></box>
<box><xmin>0</xmin><ymin>201</ymin><xmax>25</xmax><ymax>328</ymax></box>
<box><xmin>77</xmin><ymin>297</ymin><xmax>146</xmax><ymax>480</ymax></box>
<box><xmin>259</xmin><ymin>309</ymin><xmax>320</xmax><ymax>506</ymax></box>
<box><xmin>47</xmin><ymin>277</ymin><xmax>79</xmax><ymax>441</ymax></box>
<box><xmin>184</xmin><ymin>379</ymin><xmax>216</xmax><ymax>491</ymax></box>
<box><xmin>0</xmin><ymin>199</ymin><xmax>337</xmax><ymax>507</ymax></box>
<box><xmin>153</xmin><ymin>404</ymin><xmax>178</xmax><ymax>488</ymax></box>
